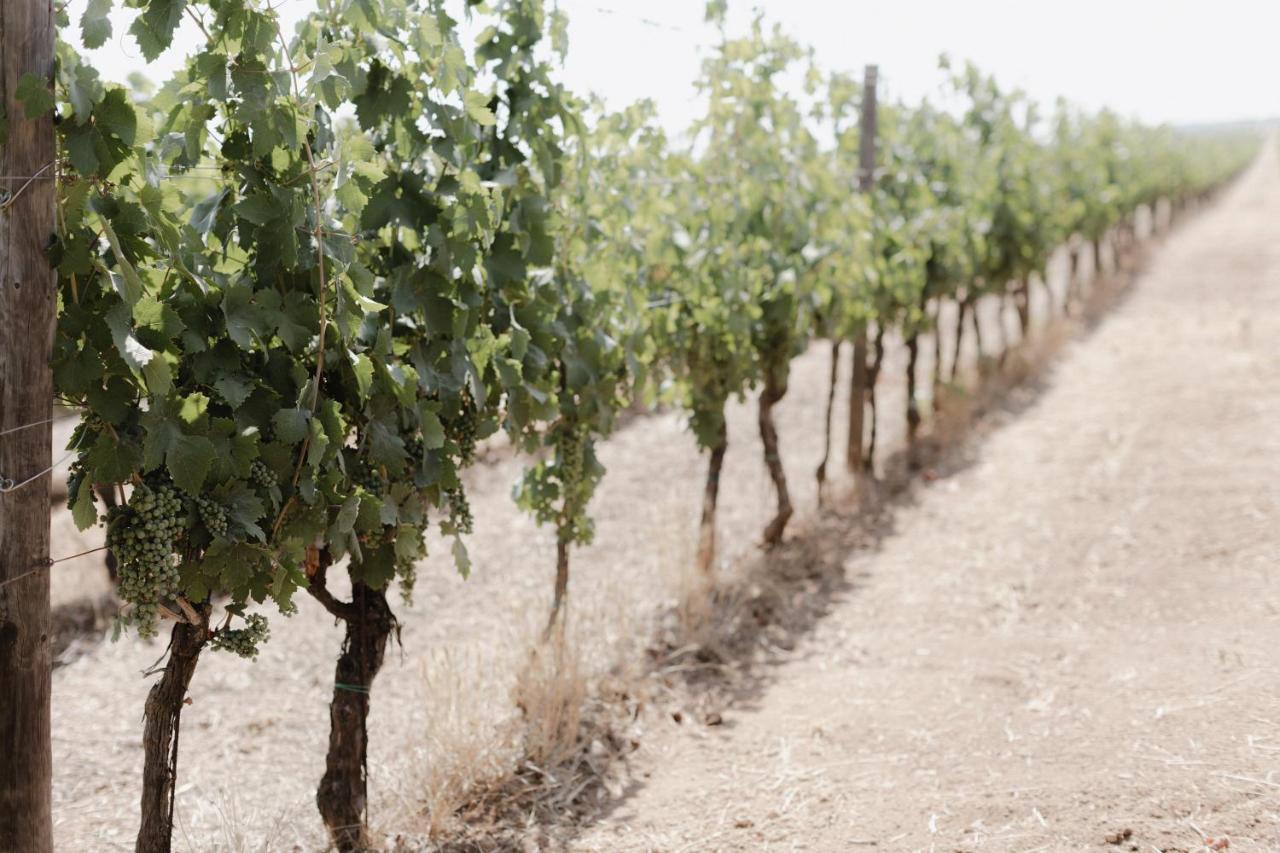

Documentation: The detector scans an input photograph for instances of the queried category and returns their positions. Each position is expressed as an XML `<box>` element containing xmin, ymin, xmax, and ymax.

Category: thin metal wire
<box><xmin>581</xmin><ymin>3</ymin><xmax>689</xmax><ymax>34</ymax></box>
<box><xmin>49</xmin><ymin>545</ymin><xmax>108</xmax><ymax>565</ymax></box>
<box><xmin>0</xmin><ymin>564</ymin><xmax>46</xmax><ymax>591</ymax></box>
<box><xmin>0</xmin><ymin>417</ymin><xmax>54</xmax><ymax>437</ymax></box>
<box><xmin>0</xmin><ymin>429</ymin><xmax>86</xmax><ymax>494</ymax></box>
<box><xmin>0</xmin><ymin>536</ymin><xmax>109</xmax><ymax>594</ymax></box>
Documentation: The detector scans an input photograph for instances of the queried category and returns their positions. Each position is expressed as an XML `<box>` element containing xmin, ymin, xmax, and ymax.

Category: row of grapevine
<box><xmin>11</xmin><ymin>0</ymin><xmax>1256</xmax><ymax>848</ymax></box>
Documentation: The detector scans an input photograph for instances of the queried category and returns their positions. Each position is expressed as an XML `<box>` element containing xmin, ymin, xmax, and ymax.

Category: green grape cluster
<box><xmin>352</xmin><ymin>459</ymin><xmax>384</xmax><ymax>495</ymax></box>
<box><xmin>65</xmin><ymin>460</ymin><xmax>87</xmax><ymax>510</ymax></box>
<box><xmin>194</xmin><ymin>496</ymin><xmax>229</xmax><ymax>540</ymax></box>
<box><xmin>106</xmin><ymin>483</ymin><xmax>184</xmax><ymax>638</ymax></box>
<box><xmin>445</xmin><ymin>488</ymin><xmax>473</xmax><ymax>535</ymax></box>
<box><xmin>557</xmin><ymin>424</ymin><xmax>600</xmax><ymax>545</ymax></box>
<box><xmin>558</xmin><ymin>425</ymin><xmax>586</xmax><ymax>497</ymax></box>
<box><xmin>249</xmin><ymin>460</ymin><xmax>277</xmax><ymax>491</ymax></box>
<box><xmin>209</xmin><ymin>613</ymin><xmax>270</xmax><ymax>659</ymax></box>
<box><xmin>448</xmin><ymin>397</ymin><xmax>480</xmax><ymax>465</ymax></box>
<box><xmin>403</xmin><ymin>434</ymin><xmax>424</xmax><ymax>466</ymax></box>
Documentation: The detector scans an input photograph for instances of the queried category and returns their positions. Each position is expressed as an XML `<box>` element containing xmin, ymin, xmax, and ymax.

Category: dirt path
<box><xmin>568</xmin><ymin>150</ymin><xmax>1280</xmax><ymax>852</ymax></box>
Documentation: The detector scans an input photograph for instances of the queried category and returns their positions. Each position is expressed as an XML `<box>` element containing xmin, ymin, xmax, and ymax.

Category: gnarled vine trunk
<box><xmin>997</xmin><ymin>292</ymin><xmax>1013</xmax><ymax>367</ymax></box>
<box><xmin>310</xmin><ymin>564</ymin><xmax>396</xmax><ymax>852</ymax></box>
<box><xmin>695</xmin><ymin>421</ymin><xmax>728</xmax><ymax>573</ymax></box>
<box><xmin>1013</xmin><ymin>275</ymin><xmax>1031</xmax><ymax>339</ymax></box>
<box><xmin>759</xmin><ymin>368</ymin><xmax>793</xmax><ymax>547</ymax></box>
<box><xmin>971</xmin><ymin>297</ymin><xmax>985</xmax><ymax>366</ymax></box>
<box><xmin>905</xmin><ymin>330</ymin><xmax>921</xmax><ymax>452</ymax></box>
<box><xmin>950</xmin><ymin>298</ymin><xmax>968</xmax><ymax>383</ymax></box>
<box><xmin>546</xmin><ymin>538</ymin><xmax>570</xmax><ymax>635</ymax></box>
<box><xmin>931</xmin><ymin>298</ymin><xmax>943</xmax><ymax>403</ymax></box>
<box><xmin>814</xmin><ymin>340</ymin><xmax>841</xmax><ymax>506</ymax></box>
<box><xmin>846</xmin><ymin>330</ymin><xmax>868</xmax><ymax>473</ymax></box>
<box><xmin>137</xmin><ymin>605</ymin><xmax>210</xmax><ymax>853</ymax></box>
<box><xmin>863</xmin><ymin>328</ymin><xmax>886</xmax><ymax>473</ymax></box>
<box><xmin>1092</xmin><ymin>236</ymin><xmax>1104</xmax><ymax>277</ymax></box>
<box><xmin>1067</xmin><ymin>245</ymin><xmax>1081</xmax><ymax>314</ymax></box>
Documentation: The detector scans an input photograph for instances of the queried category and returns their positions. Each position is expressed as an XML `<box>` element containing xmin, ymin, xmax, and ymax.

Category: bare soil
<box><xmin>46</xmin><ymin>150</ymin><xmax>1277</xmax><ymax>851</ymax></box>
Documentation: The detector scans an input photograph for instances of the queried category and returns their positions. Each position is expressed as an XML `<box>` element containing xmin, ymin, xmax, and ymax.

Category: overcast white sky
<box><xmin>68</xmin><ymin>0</ymin><xmax>1280</xmax><ymax>133</ymax></box>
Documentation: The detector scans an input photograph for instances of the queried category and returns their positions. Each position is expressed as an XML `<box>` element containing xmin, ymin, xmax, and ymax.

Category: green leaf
<box><xmin>305</xmin><ymin>417</ymin><xmax>330</xmax><ymax>467</ymax></box>
<box><xmin>64</xmin><ymin>128</ymin><xmax>99</xmax><ymax>175</ymax></box>
<box><xmin>64</xmin><ymin>61</ymin><xmax>105</xmax><ymax>122</ymax></box>
<box><xmin>451</xmin><ymin>536</ymin><xmax>471</xmax><ymax>579</ymax></box>
<box><xmin>213</xmin><ymin>375</ymin><xmax>252</xmax><ymax>409</ymax></box>
<box><xmin>191</xmin><ymin>188</ymin><xmax>229</xmax><ymax>237</ymax></box>
<box><xmin>167</xmin><ymin>434</ymin><xmax>214</xmax><ymax>493</ymax></box>
<box><xmin>367</xmin><ymin>420</ymin><xmax>407</xmax><ymax>473</ymax></box>
<box><xmin>128</xmin><ymin>0</ymin><xmax>186</xmax><ymax>62</ymax></box>
<box><xmin>221</xmin><ymin>283</ymin><xmax>264</xmax><ymax>349</ymax></box>
<box><xmin>141</xmin><ymin>353</ymin><xmax>173</xmax><ymax>395</ymax></box>
<box><xmin>223</xmin><ymin>482</ymin><xmax>267</xmax><ymax>541</ymax></box>
<box><xmin>235</xmin><ymin>193</ymin><xmax>280</xmax><ymax>226</ymax></box>
<box><xmin>178</xmin><ymin>392</ymin><xmax>209</xmax><ymax>426</ymax></box>
<box><xmin>272</xmin><ymin>408</ymin><xmax>310</xmax><ymax>444</ymax></box>
<box><xmin>332</xmin><ymin>494</ymin><xmax>361</xmax><ymax>535</ymax></box>
<box><xmin>139</xmin><ymin>406</ymin><xmax>181</xmax><ymax>472</ymax></box>
<box><xmin>98</xmin><ymin>218</ymin><xmax>144</xmax><ymax>306</ymax></box>
<box><xmin>71</xmin><ymin>484</ymin><xmax>98</xmax><ymax>531</ymax></box>
<box><xmin>464</xmin><ymin>90</ymin><xmax>497</xmax><ymax>127</ymax></box>
<box><xmin>349</xmin><ymin>352</ymin><xmax>374</xmax><ymax>400</ymax></box>
<box><xmin>104</xmin><ymin>302</ymin><xmax>155</xmax><ymax>373</ymax></box>
<box><xmin>81</xmin><ymin>0</ymin><xmax>113</xmax><ymax>50</ymax></box>
<box><xmin>419</xmin><ymin>410</ymin><xmax>445</xmax><ymax>449</ymax></box>
<box><xmin>16</xmin><ymin>74</ymin><xmax>53</xmax><ymax>119</ymax></box>
<box><xmin>85</xmin><ymin>431</ymin><xmax>142</xmax><ymax>482</ymax></box>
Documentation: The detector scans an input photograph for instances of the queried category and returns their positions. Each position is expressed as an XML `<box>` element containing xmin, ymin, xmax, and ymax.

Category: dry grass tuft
<box><xmin>409</xmin><ymin>646</ymin><xmax>523</xmax><ymax>842</ymax></box>
<box><xmin>512</xmin><ymin>622</ymin><xmax>587</xmax><ymax>770</ymax></box>
<box><xmin>399</xmin><ymin>603</ymin><xmax>649</xmax><ymax>849</ymax></box>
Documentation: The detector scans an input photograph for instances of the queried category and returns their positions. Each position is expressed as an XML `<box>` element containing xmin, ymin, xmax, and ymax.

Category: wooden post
<box><xmin>0</xmin><ymin>0</ymin><xmax>58</xmax><ymax>849</ymax></box>
<box><xmin>846</xmin><ymin>64</ymin><xmax>877</xmax><ymax>474</ymax></box>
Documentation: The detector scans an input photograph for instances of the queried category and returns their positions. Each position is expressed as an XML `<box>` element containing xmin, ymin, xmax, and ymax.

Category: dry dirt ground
<box><xmin>567</xmin><ymin>152</ymin><xmax>1280</xmax><ymax>850</ymax></box>
<box><xmin>44</xmin><ymin>149</ymin><xmax>1276</xmax><ymax>850</ymax></box>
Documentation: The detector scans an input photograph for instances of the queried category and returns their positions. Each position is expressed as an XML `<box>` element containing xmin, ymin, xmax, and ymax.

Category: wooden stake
<box><xmin>0</xmin><ymin>0</ymin><xmax>57</xmax><ymax>848</ymax></box>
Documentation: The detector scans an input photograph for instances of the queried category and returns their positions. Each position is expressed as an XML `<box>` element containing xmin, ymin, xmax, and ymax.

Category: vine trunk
<box><xmin>863</xmin><ymin>327</ymin><xmax>886</xmax><ymax>472</ymax></box>
<box><xmin>950</xmin><ymin>298</ymin><xmax>968</xmax><ymax>383</ymax></box>
<box><xmin>137</xmin><ymin>605</ymin><xmax>210</xmax><ymax>853</ymax></box>
<box><xmin>758</xmin><ymin>368</ymin><xmax>793</xmax><ymax>546</ymax></box>
<box><xmin>815</xmin><ymin>340</ymin><xmax>841</xmax><ymax>506</ymax></box>
<box><xmin>695</xmin><ymin>421</ymin><xmax>728</xmax><ymax>573</ymax></box>
<box><xmin>316</xmin><ymin>579</ymin><xmax>396</xmax><ymax>852</ymax></box>
<box><xmin>847</xmin><ymin>330</ymin><xmax>869</xmax><ymax>473</ymax></box>
<box><xmin>1014</xmin><ymin>275</ymin><xmax>1031</xmax><ymax>338</ymax></box>
<box><xmin>905</xmin><ymin>330</ymin><xmax>921</xmax><ymax>453</ymax></box>
<box><xmin>546</xmin><ymin>538</ymin><xmax>570</xmax><ymax>635</ymax></box>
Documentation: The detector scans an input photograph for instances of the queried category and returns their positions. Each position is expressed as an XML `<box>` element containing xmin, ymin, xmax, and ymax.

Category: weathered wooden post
<box><xmin>0</xmin><ymin>0</ymin><xmax>58</xmax><ymax>849</ymax></box>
